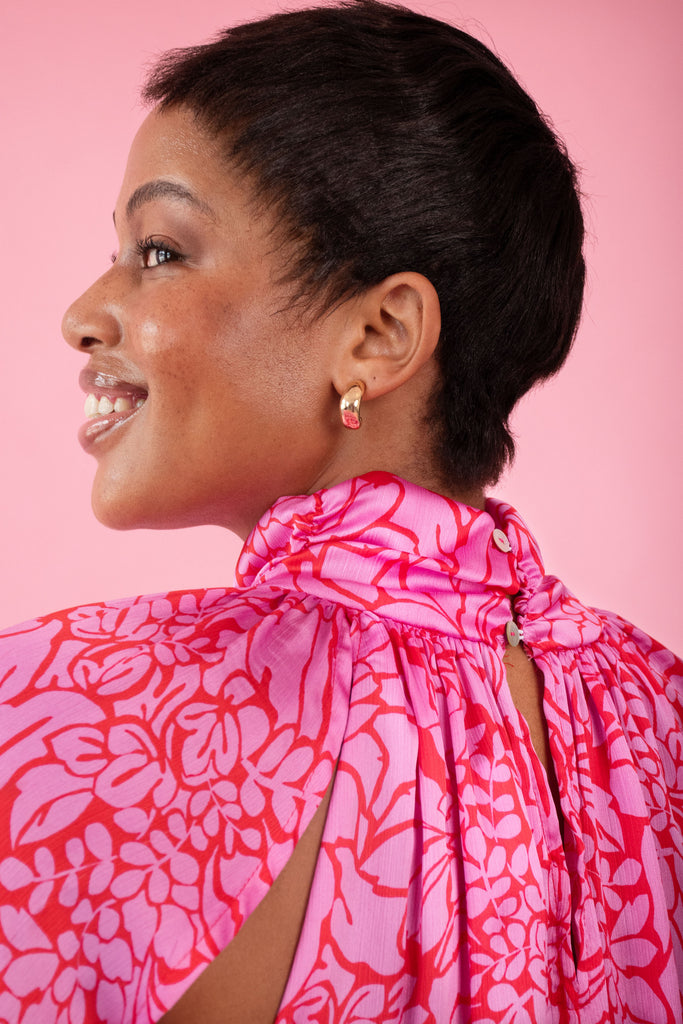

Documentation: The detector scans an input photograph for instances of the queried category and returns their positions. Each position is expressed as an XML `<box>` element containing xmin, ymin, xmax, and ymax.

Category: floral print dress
<box><xmin>0</xmin><ymin>473</ymin><xmax>682</xmax><ymax>1023</ymax></box>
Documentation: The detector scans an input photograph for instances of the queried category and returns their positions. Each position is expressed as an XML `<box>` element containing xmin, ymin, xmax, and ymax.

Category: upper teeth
<box><xmin>84</xmin><ymin>393</ymin><xmax>145</xmax><ymax>418</ymax></box>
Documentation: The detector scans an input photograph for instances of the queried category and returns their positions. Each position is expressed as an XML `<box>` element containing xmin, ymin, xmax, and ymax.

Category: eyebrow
<box><xmin>115</xmin><ymin>179</ymin><xmax>216</xmax><ymax>222</ymax></box>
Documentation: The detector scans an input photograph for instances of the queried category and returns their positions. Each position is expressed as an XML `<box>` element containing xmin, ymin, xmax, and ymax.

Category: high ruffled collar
<box><xmin>236</xmin><ymin>473</ymin><xmax>602</xmax><ymax>650</ymax></box>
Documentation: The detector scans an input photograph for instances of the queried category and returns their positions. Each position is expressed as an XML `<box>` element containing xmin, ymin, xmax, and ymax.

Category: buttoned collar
<box><xmin>237</xmin><ymin>473</ymin><xmax>602</xmax><ymax>650</ymax></box>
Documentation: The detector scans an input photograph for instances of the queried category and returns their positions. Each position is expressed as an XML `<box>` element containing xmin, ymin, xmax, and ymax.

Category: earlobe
<box><xmin>332</xmin><ymin>272</ymin><xmax>441</xmax><ymax>401</ymax></box>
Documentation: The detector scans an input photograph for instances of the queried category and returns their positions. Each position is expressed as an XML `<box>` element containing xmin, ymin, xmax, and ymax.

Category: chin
<box><xmin>91</xmin><ymin>483</ymin><xmax>226</xmax><ymax>532</ymax></box>
<box><xmin>92</xmin><ymin>498</ymin><xmax>150</xmax><ymax>531</ymax></box>
<box><xmin>90</xmin><ymin>464</ymin><xmax>184</xmax><ymax>530</ymax></box>
<box><xmin>91</xmin><ymin>486</ymin><xmax>172</xmax><ymax>532</ymax></box>
<box><xmin>90</xmin><ymin>470</ymin><xmax>260</xmax><ymax>536</ymax></box>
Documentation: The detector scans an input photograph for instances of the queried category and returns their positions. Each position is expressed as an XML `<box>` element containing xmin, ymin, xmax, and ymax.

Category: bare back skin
<box><xmin>160</xmin><ymin>646</ymin><xmax>561</xmax><ymax>1024</ymax></box>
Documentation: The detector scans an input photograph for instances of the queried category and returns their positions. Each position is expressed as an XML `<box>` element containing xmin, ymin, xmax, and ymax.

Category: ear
<box><xmin>330</xmin><ymin>272</ymin><xmax>441</xmax><ymax>400</ymax></box>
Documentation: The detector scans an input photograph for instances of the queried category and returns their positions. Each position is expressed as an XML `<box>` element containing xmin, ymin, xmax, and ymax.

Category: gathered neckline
<box><xmin>236</xmin><ymin>472</ymin><xmax>602</xmax><ymax>650</ymax></box>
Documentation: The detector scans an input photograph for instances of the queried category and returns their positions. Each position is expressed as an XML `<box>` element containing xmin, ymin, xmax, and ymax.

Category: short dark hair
<box><xmin>143</xmin><ymin>0</ymin><xmax>585</xmax><ymax>489</ymax></box>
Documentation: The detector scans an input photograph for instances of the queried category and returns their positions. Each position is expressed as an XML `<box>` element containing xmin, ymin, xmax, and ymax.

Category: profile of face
<box><xmin>61</xmin><ymin>108</ymin><xmax>353</xmax><ymax>537</ymax></box>
<box><xmin>62</xmin><ymin>106</ymin><xmax>444</xmax><ymax>536</ymax></box>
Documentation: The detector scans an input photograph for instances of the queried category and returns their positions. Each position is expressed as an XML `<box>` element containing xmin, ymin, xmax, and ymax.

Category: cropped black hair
<box><xmin>143</xmin><ymin>0</ymin><xmax>585</xmax><ymax>489</ymax></box>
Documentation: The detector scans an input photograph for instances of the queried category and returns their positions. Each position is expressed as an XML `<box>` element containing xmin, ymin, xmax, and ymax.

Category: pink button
<box><xmin>492</xmin><ymin>528</ymin><xmax>512</xmax><ymax>553</ymax></box>
<box><xmin>505</xmin><ymin>620</ymin><xmax>521</xmax><ymax>646</ymax></box>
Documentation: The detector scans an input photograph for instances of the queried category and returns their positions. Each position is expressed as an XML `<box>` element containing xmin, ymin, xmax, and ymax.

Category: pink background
<box><xmin>1</xmin><ymin>0</ymin><xmax>681</xmax><ymax>651</ymax></box>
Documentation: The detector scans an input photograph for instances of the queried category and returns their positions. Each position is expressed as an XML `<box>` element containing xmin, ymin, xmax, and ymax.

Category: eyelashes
<box><xmin>109</xmin><ymin>236</ymin><xmax>185</xmax><ymax>268</ymax></box>
<box><xmin>135</xmin><ymin>236</ymin><xmax>184</xmax><ymax>268</ymax></box>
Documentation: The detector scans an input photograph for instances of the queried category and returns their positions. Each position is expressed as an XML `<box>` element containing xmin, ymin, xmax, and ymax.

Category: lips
<box><xmin>78</xmin><ymin>367</ymin><xmax>148</xmax><ymax>452</ymax></box>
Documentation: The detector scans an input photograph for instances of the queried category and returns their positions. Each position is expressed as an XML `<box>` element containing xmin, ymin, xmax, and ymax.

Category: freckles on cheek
<box><xmin>138</xmin><ymin>319</ymin><xmax>168</xmax><ymax>356</ymax></box>
<box><xmin>138</xmin><ymin>314</ymin><xmax>195</xmax><ymax>375</ymax></box>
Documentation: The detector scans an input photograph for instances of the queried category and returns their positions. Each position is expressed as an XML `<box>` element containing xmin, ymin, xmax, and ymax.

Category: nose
<box><xmin>62</xmin><ymin>268</ymin><xmax>122</xmax><ymax>352</ymax></box>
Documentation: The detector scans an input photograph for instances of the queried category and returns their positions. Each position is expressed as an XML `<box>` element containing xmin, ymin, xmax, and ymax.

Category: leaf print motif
<box><xmin>0</xmin><ymin>474</ymin><xmax>681</xmax><ymax>1022</ymax></box>
<box><xmin>11</xmin><ymin>766</ymin><xmax>94</xmax><ymax>846</ymax></box>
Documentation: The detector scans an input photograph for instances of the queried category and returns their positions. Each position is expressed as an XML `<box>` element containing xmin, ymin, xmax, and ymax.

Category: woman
<box><xmin>1</xmin><ymin>2</ymin><xmax>681</xmax><ymax>1022</ymax></box>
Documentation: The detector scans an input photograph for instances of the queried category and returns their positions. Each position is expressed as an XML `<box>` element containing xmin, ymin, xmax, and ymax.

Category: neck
<box><xmin>310</xmin><ymin>460</ymin><xmax>486</xmax><ymax>512</ymax></box>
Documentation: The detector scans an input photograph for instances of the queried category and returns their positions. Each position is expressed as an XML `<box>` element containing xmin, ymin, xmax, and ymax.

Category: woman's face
<box><xmin>62</xmin><ymin>106</ymin><xmax>347</xmax><ymax>537</ymax></box>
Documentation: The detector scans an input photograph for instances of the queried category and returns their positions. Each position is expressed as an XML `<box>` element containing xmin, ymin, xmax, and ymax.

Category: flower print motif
<box><xmin>0</xmin><ymin>690</ymin><xmax>104</xmax><ymax>793</ymax></box>
<box><xmin>245</xmin><ymin>727</ymin><xmax>316</xmax><ymax>833</ymax></box>
<box><xmin>76</xmin><ymin>644</ymin><xmax>157</xmax><ymax>699</ymax></box>
<box><xmin>51</xmin><ymin>726</ymin><xmax>109</xmax><ymax>779</ymax></box>
<box><xmin>95</xmin><ymin>722</ymin><xmax>168</xmax><ymax>810</ymax></box>
<box><xmin>173</xmin><ymin>701</ymin><xmax>241</xmax><ymax>781</ymax></box>
<box><xmin>2</xmin><ymin>474</ymin><xmax>683</xmax><ymax>1023</ymax></box>
<box><xmin>67</xmin><ymin>599</ymin><xmax>165</xmax><ymax>644</ymax></box>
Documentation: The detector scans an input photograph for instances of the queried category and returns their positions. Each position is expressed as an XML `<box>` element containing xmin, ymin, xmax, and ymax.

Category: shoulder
<box><xmin>0</xmin><ymin>585</ymin><xmax>353</xmax><ymax>694</ymax></box>
<box><xmin>0</xmin><ymin>587</ymin><xmax>353</xmax><ymax>1020</ymax></box>
<box><xmin>0</xmin><ymin>587</ymin><xmax>356</xmax><ymax>780</ymax></box>
<box><xmin>0</xmin><ymin>584</ymin><xmax>355</xmax><ymax>847</ymax></box>
<box><xmin>589</xmin><ymin>606</ymin><xmax>683</xmax><ymax>719</ymax></box>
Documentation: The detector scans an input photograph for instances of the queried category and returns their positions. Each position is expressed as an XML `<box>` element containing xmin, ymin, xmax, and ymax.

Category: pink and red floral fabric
<box><xmin>1</xmin><ymin>472</ymin><xmax>682</xmax><ymax>1023</ymax></box>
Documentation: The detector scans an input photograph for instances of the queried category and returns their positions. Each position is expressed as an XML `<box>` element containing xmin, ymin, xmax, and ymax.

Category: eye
<box><xmin>135</xmin><ymin>236</ymin><xmax>184</xmax><ymax>268</ymax></box>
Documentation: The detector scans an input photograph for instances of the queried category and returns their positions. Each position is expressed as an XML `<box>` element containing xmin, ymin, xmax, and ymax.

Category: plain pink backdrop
<box><xmin>1</xmin><ymin>0</ymin><xmax>681</xmax><ymax>651</ymax></box>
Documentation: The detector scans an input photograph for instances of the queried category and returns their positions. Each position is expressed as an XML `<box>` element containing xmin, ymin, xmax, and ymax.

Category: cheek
<box><xmin>128</xmin><ymin>279</ymin><xmax>310</xmax><ymax>423</ymax></box>
<box><xmin>136</xmin><ymin>318</ymin><xmax>166</xmax><ymax>358</ymax></box>
<box><xmin>130</xmin><ymin>295</ymin><xmax>235</xmax><ymax>384</ymax></box>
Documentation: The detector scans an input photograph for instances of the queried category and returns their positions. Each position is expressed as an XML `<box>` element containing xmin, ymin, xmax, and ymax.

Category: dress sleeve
<box><xmin>0</xmin><ymin>587</ymin><xmax>352</xmax><ymax>1024</ymax></box>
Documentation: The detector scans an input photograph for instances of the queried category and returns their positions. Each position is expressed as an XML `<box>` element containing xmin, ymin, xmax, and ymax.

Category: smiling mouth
<box><xmin>78</xmin><ymin>369</ymin><xmax>149</xmax><ymax>451</ymax></box>
<box><xmin>84</xmin><ymin>393</ymin><xmax>147</xmax><ymax>418</ymax></box>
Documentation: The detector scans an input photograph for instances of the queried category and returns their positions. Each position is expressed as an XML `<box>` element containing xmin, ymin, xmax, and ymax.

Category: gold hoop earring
<box><xmin>340</xmin><ymin>382</ymin><xmax>365</xmax><ymax>430</ymax></box>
